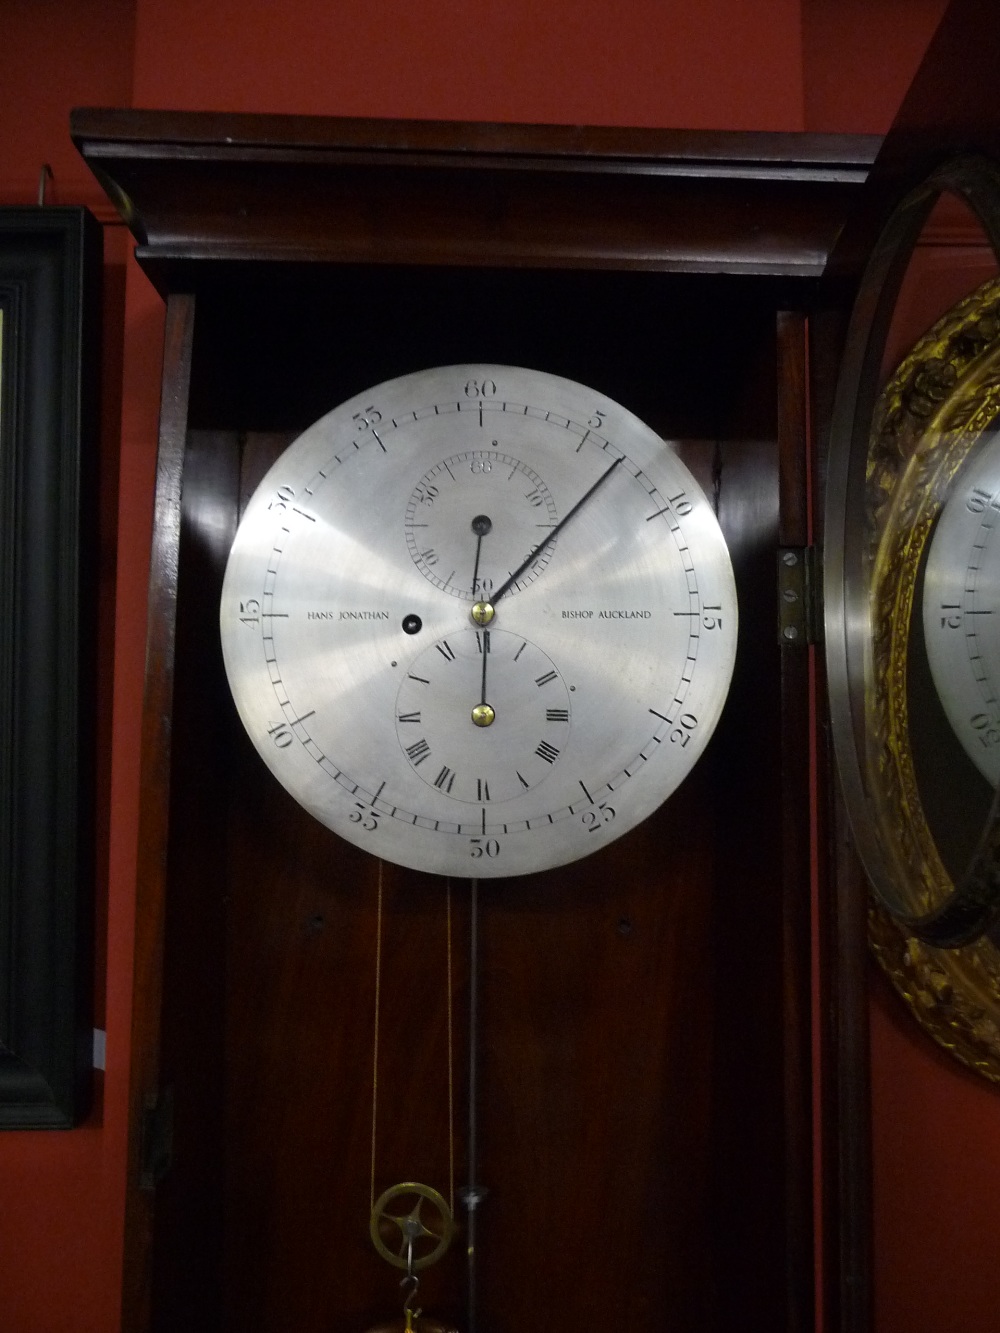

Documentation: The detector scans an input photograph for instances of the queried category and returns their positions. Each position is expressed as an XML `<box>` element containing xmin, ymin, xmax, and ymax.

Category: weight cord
<box><xmin>369</xmin><ymin>859</ymin><xmax>383</xmax><ymax>1214</ymax></box>
<box><xmin>465</xmin><ymin>876</ymin><xmax>480</xmax><ymax>1333</ymax></box>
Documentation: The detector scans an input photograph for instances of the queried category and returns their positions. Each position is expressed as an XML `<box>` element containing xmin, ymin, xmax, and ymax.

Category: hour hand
<box><xmin>472</xmin><ymin>628</ymin><xmax>494</xmax><ymax>727</ymax></box>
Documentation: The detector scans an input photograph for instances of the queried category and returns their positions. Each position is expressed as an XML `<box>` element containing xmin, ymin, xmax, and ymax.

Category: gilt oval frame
<box><xmin>866</xmin><ymin>274</ymin><xmax>1000</xmax><ymax>1080</ymax></box>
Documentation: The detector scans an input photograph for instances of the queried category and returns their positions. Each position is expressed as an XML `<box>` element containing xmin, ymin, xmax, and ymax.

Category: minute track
<box><xmin>245</xmin><ymin>674</ymin><xmax>701</xmax><ymax>837</ymax></box>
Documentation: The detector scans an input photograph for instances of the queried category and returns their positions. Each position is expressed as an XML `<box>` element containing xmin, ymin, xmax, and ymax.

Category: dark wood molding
<box><xmin>0</xmin><ymin>207</ymin><xmax>101</xmax><ymax>1127</ymax></box>
<box><xmin>70</xmin><ymin>108</ymin><xmax>879</xmax><ymax>164</ymax></box>
<box><xmin>71</xmin><ymin>111</ymin><xmax>879</xmax><ymax>290</ymax></box>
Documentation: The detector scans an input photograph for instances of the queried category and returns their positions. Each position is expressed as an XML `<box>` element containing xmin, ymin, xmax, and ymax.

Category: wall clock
<box><xmin>220</xmin><ymin>364</ymin><xmax>737</xmax><ymax>878</ymax></box>
<box><xmin>71</xmin><ymin>106</ymin><xmax>899</xmax><ymax>1333</ymax></box>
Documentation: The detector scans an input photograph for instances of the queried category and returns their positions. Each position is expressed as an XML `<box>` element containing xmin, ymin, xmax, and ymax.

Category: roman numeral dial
<box><xmin>394</xmin><ymin>630</ymin><xmax>572</xmax><ymax>801</ymax></box>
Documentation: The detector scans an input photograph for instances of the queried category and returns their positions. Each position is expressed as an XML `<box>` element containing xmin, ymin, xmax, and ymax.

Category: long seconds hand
<box><xmin>490</xmin><ymin>454</ymin><xmax>623</xmax><ymax>606</ymax></box>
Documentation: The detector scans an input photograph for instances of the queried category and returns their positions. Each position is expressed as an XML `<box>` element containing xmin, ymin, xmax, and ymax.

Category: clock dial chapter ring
<box><xmin>219</xmin><ymin>364</ymin><xmax>738</xmax><ymax>878</ymax></box>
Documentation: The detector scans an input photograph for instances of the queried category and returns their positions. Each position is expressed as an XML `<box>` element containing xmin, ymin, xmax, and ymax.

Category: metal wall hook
<box><xmin>37</xmin><ymin>164</ymin><xmax>53</xmax><ymax>206</ymax></box>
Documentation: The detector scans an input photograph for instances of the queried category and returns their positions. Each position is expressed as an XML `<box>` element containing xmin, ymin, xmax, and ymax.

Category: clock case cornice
<box><xmin>71</xmin><ymin>109</ymin><xmax>880</xmax><ymax>290</ymax></box>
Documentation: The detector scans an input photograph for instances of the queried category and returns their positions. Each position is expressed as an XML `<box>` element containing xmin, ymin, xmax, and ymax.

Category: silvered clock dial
<box><xmin>220</xmin><ymin>364</ymin><xmax>738</xmax><ymax>877</ymax></box>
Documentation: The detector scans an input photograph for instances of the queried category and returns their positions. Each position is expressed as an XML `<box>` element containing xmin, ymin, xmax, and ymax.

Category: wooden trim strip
<box><xmin>121</xmin><ymin>291</ymin><xmax>195</xmax><ymax>1333</ymax></box>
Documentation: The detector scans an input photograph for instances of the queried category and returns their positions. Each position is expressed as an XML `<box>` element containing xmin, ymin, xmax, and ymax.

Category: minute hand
<box><xmin>491</xmin><ymin>455</ymin><xmax>624</xmax><ymax>604</ymax></box>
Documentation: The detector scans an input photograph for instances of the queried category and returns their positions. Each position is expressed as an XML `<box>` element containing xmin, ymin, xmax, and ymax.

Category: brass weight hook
<box><xmin>400</xmin><ymin>1271</ymin><xmax>421</xmax><ymax>1331</ymax></box>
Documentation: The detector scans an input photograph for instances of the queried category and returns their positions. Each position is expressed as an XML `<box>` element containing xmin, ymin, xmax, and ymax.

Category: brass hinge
<box><xmin>777</xmin><ymin>546</ymin><xmax>822</xmax><ymax>646</ymax></box>
<box><xmin>140</xmin><ymin>1085</ymin><xmax>174</xmax><ymax>1192</ymax></box>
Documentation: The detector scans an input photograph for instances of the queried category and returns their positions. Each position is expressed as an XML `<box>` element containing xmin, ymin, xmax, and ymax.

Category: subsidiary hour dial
<box><xmin>220</xmin><ymin>365</ymin><xmax>738</xmax><ymax>877</ymax></box>
<box><xmin>394</xmin><ymin>629</ymin><xmax>572</xmax><ymax>801</ymax></box>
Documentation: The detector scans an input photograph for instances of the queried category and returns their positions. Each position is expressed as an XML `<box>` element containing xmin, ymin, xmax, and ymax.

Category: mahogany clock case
<box><xmin>73</xmin><ymin>114</ymin><xmax>881</xmax><ymax>1333</ymax></box>
<box><xmin>171</xmin><ymin>265</ymin><xmax>808</xmax><ymax>1333</ymax></box>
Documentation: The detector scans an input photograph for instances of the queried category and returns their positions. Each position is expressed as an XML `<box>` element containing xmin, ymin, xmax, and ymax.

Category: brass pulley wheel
<box><xmin>369</xmin><ymin>1182</ymin><xmax>456</xmax><ymax>1272</ymax></box>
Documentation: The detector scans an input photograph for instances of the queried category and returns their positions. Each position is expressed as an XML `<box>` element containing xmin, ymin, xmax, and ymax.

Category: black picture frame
<box><xmin>0</xmin><ymin>208</ymin><xmax>101</xmax><ymax>1127</ymax></box>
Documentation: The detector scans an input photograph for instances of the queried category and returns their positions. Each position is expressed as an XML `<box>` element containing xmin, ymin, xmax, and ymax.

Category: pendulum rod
<box><xmin>462</xmin><ymin>876</ymin><xmax>483</xmax><ymax>1333</ymax></box>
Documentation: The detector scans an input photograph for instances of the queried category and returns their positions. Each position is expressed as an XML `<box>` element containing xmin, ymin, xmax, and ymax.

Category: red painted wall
<box><xmin>801</xmin><ymin>0</ymin><xmax>946</xmax><ymax>134</ymax></box>
<box><xmin>129</xmin><ymin>0</ymin><xmax>805</xmax><ymax>128</ymax></box>
<box><xmin>4</xmin><ymin>3</ymin><xmax>997</xmax><ymax>1331</ymax></box>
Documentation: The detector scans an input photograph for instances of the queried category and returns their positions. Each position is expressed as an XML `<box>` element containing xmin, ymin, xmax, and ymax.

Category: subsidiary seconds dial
<box><xmin>220</xmin><ymin>364</ymin><xmax>739</xmax><ymax>878</ymax></box>
<box><xmin>406</xmin><ymin>451</ymin><xmax>558</xmax><ymax>600</ymax></box>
